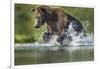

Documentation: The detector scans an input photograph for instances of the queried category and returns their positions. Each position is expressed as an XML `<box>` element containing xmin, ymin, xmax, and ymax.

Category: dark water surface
<box><xmin>15</xmin><ymin>46</ymin><xmax>94</xmax><ymax>65</ymax></box>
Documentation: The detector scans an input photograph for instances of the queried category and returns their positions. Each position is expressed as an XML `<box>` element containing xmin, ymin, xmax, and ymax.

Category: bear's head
<box><xmin>32</xmin><ymin>6</ymin><xmax>52</xmax><ymax>28</ymax></box>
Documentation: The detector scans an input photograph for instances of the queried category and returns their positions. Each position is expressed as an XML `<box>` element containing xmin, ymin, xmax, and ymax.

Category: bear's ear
<box><xmin>40</xmin><ymin>7</ymin><xmax>52</xmax><ymax>16</ymax></box>
<box><xmin>31</xmin><ymin>8</ymin><xmax>35</xmax><ymax>12</ymax></box>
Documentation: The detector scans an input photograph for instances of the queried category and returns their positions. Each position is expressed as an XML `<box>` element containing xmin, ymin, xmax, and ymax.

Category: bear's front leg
<box><xmin>57</xmin><ymin>32</ymin><xmax>66</xmax><ymax>44</ymax></box>
<box><xmin>57</xmin><ymin>32</ymin><xmax>72</xmax><ymax>45</ymax></box>
<box><xmin>43</xmin><ymin>32</ymin><xmax>53</xmax><ymax>43</ymax></box>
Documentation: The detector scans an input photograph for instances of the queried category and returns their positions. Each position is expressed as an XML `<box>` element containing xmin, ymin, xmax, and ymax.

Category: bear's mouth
<box><xmin>34</xmin><ymin>25</ymin><xmax>40</xmax><ymax>28</ymax></box>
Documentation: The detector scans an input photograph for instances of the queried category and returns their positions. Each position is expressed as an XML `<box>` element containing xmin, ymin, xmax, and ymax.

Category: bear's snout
<box><xmin>34</xmin><ymin>25</ymin><xmax>40</xmax><ymax>28</ymax></box>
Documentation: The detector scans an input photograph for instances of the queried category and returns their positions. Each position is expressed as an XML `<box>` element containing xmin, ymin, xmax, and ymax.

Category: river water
<box><xmin>15</xmin><ymin>45</ymin><xmax>94</xmax><ymax>65</ymax></box>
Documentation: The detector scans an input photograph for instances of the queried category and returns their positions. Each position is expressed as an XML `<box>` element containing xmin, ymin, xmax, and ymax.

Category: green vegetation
<box><xmin>15</xmin><ymin>4</ymin><xmax>94</xmax><ymax>43</ymax></box>
<box><xmin>15</xmin><ymin>4</ymin><xmax>47</xmax><ymax>43</ymax></box>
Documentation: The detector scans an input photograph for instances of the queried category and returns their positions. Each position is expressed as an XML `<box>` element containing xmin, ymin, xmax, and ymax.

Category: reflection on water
<box><xmin>15</xmin><ymin>45</ymin><xmax>94</xmax><ymax>65</ymax></box>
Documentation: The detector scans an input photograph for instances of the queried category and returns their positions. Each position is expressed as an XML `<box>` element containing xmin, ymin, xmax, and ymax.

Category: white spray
<box><xmin>15</xmin><ymin>21</ymin><xmax>94</xmax><ymax>47</ymax></box>
<box><xmin>62</xmin><ymin>21</ymin><xmax>94</xmax><ymax>46</ymax></box>
<box><xmin>33</xmin><ymin>21</ymin><xmax>94</xmax><ymax>46</ymax></box>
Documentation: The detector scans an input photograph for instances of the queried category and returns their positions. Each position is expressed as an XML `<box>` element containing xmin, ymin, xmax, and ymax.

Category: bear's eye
<box><xmin>36</xmin><ymin>16</ymin><xmax>39</xmax><ymax>18</ymax></box>
<box><xmin>31</xmin><ymin>8</ymin><xmax>35</xmax><ymax>12</ymax></box>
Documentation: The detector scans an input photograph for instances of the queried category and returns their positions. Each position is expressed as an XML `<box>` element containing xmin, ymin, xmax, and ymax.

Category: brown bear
<box><xmin>32</xmin><ymin>6</ymin><xmax>85</xmax><ymax>44</ymax></box>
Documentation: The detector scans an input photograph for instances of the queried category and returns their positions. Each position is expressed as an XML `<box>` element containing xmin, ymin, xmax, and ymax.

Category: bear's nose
<box><xmin>35</xmin><ymin>25</ymin><xmax>40</xmax><ymax>28</ymax></box>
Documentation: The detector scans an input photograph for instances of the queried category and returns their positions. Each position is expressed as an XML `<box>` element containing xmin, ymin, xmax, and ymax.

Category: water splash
<box><xmin>38</xmin><ymin>21</ymin><xmax>93</xmax><ymax>46</ymax></box>
<box><xmin>62</xmin><ymin>32</ymin><xmax>94</xmax><ymax>46</ymax></box>
<box><xmin>15</xmin><ymin>21</ymin><xmax>94</xmax><ymax>47</ymax></box>
<box><xmin>62</xmin><ymin>21</ymin><xmax>94</xmax><ymax>46</ymax></box>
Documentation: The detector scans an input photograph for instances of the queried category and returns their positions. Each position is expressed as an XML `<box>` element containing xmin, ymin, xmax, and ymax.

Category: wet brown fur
<box><xmin>32</xmin><ymin>6</ymin><xmax>84</xmax><ymax>43</ymax></box>
<box><xmin>32</xmin><ymin>6</ymin><xmax>69</xmax><ymax>35</ymax></box>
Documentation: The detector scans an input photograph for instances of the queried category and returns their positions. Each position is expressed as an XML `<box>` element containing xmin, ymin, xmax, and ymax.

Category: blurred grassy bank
<box><xmin>14</xmin><ymin>4</ymin><xmax>94</xmax><ymax>43</ymax></box>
